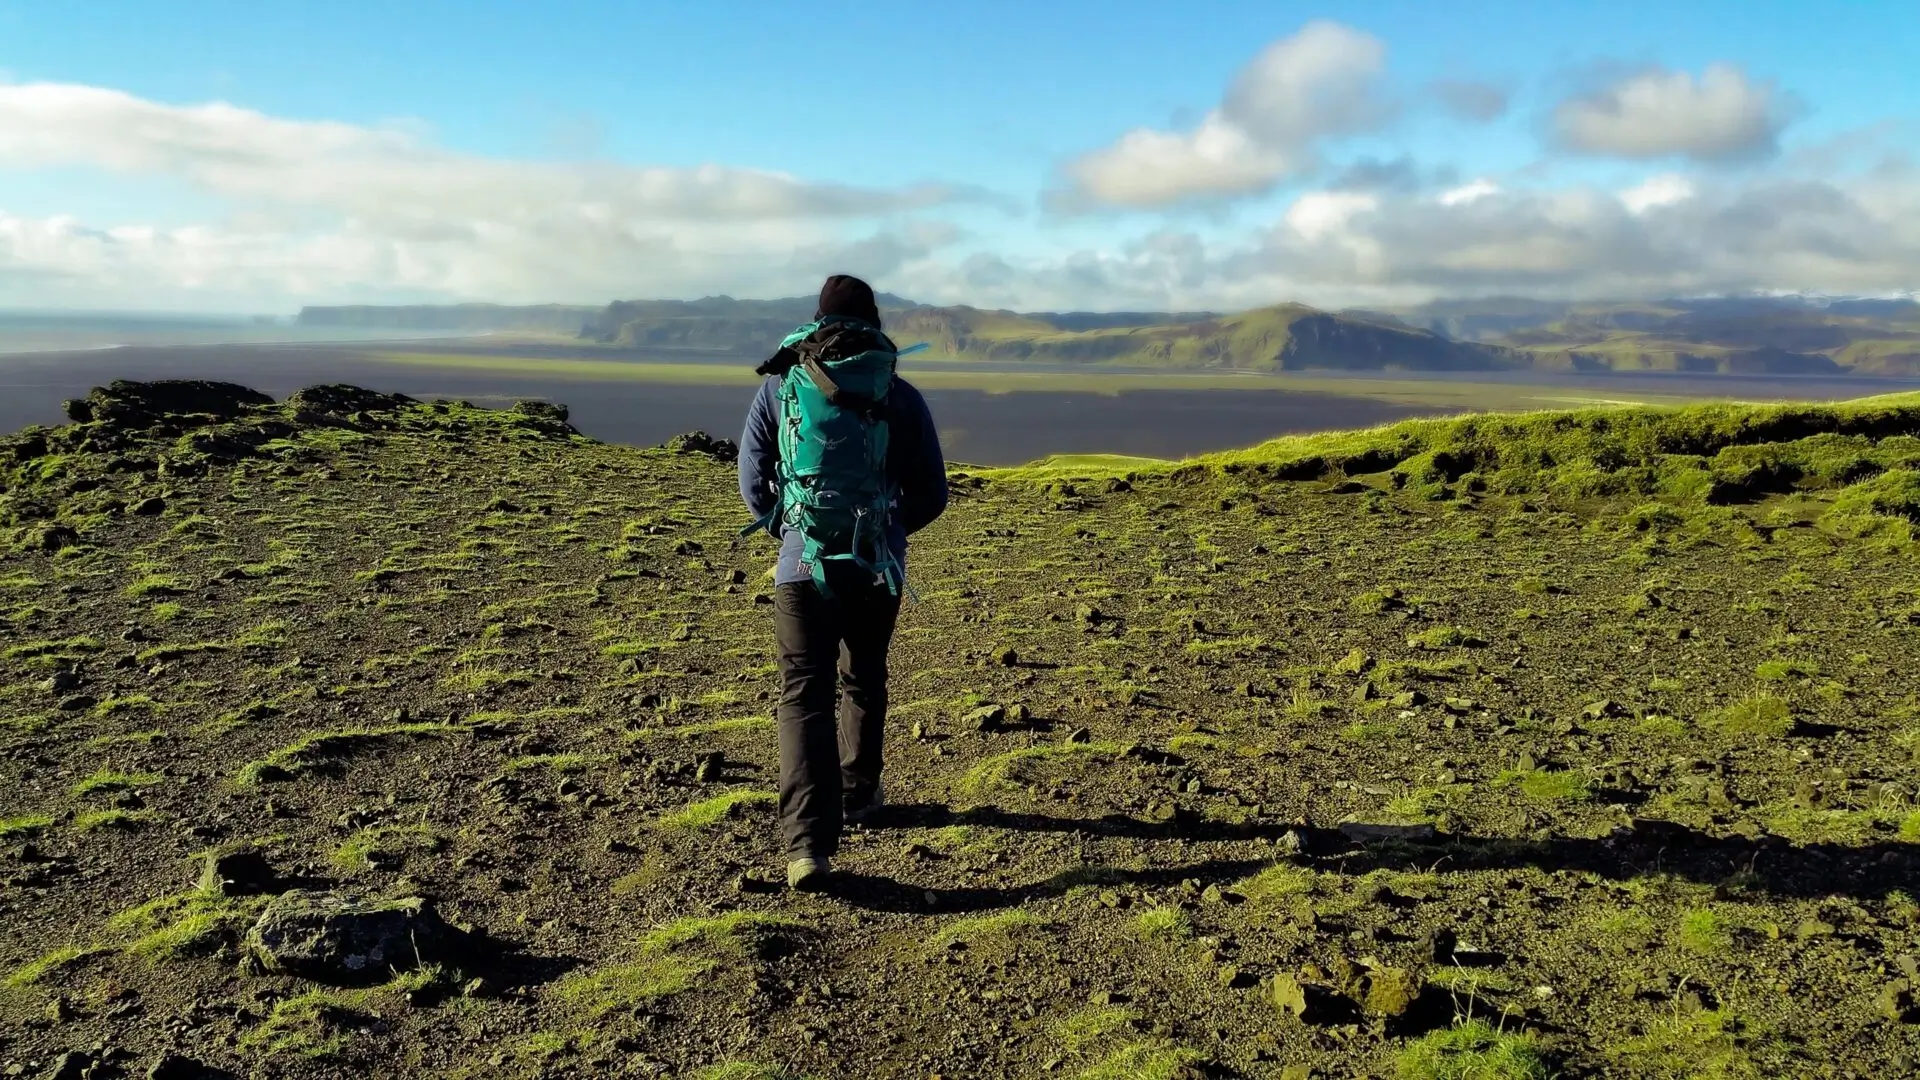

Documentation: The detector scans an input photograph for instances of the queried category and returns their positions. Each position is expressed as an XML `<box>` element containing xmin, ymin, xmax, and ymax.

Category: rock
<box><xmin>44</xmin><ymin>1053</ymin><xmax>90</xmax><ymax>1080</ymax></box>
<box><xmin>1879</xmin><ymin>979</ymin><xmax>1917</xmax><ymax>1023</ymax></box>
<box><xmin>963</xmin><ymin>705</ymin><xmax>1006</xmax><ymax>732</ymax></box>
<box><xmin>45</xmin><ymin>997</ymin><xmax>74</xmax><ymax>1023</ymax></box>
<box><xmin>1332</xmin><ymin>649</ymin><xmax>1374</xmax><ymax>675</ymax></box>
<box><xmin>28</xmin><ymin>525</ymin><xmax>81</xmax><ymax>553</ymax></box>
<box><xmin>199</xmin><ymin>849</ymin><xmax>278</xmax><ymax>897</ymax></box>
<box><xmin>285</xmin><ymin>384</ymin><xmax>417</xmax><ymax>417</ymax></box>
<box><xmin>1389</xmin><ymin>690</ymin><xmax>1426</xmax><ymax>708</ymax></box>
<box><xmin>1361</xmin><ymin>966</ymin><xmax>1420</xmax><ymax>1017</ymax></box>
<box><xmin>129</xmin><ymin>497</ymin><xmax>166</xmax><ymax>517</ymax></box>
<box><xmin>1066</xmin><ymin>727</ymin><xmax>1092</xmax><ymax>744</ymax></box>
<box><xmin>996</xmin><ymin>648</ymin><xmax>1019</xmax><ymax>667</ymax></box>
<box><xmin>664</xmin><ymin>430</ymin><xmax>738</xmax><ymax>461</ymax></box>
<box><xmin>1271</xmin><ymin>973</ymin><xmax>1329</xmax><ymax>1023</ymax></box>
<box><xmin>41</xmin><ymin>671</ymin><xmax>81</xmax><ymax>693</ymax></box>
<box><xmin>512</xmin><ymin>399</ymin><xmax>571</xmax><ymax>423</ymax></box>
<box><xmin>81</xmin><ymin>379</ymin><xmax>273</xmax><ymax>431</ymax></box>
<box><xmin>243</xmin><ymin>891</ymin><xmax>464</xmax><ymax>983</ymax></box>
<box><xmin>56</xmin><ymin>695</ymin><xmax>97</xmax><ymax>713</ymax></box>
<box><xmin>1423</xmin><ymin>927</ymin><xmax>1458</xmax><ymax>963</ymax></box>
<box><xmin>695</xmin><ymin>752</ymin><xmax>724</xmax><ymax>782</ymax></box>
<box><xmin>146</xmin><ymin>1055</ymin><xmax>212</xmax><ymax>1080</ymax></box>
<box><xmin>1339</xmin><ymin>822</ymin><xmax>1437</xmax><ymax>843</ymax></box>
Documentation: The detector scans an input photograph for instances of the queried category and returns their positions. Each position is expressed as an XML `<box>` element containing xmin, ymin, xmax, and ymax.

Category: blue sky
<box><xmin>1</xmin><ymin>0</ymin><xmax>1916</xmax><ymax>311</ymax></box>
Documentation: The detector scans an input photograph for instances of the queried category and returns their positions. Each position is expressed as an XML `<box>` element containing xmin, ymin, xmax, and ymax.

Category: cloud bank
<box><xmin>0</xmin><ymin>25</ymin><xmax>1914</xmax><ymax>312</ymax></box>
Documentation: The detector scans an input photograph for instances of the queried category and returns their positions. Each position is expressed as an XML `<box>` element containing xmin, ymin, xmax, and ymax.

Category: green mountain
<box><xmin>1351</xmin><ymin>296</ymin><xmax>1920</xmax><ymax>375</ymax></box>
<box><xmin>887</xmin><ymin>302</ymin><xmax>1508</xmax><ymax>370</ymax></box>
<box><xmin>295</xmin><ymin>303</ymin><xmax>601</xmax><ymax>333</ymax></box>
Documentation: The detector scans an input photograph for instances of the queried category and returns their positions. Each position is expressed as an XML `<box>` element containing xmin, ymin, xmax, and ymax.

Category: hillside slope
<box><xmin>295</xmin><ymin>304</ymin><xmax>601</xmax><ymax>334</ymax></box>
<box><xmin>887</xmin><ymin>304</ymin><xmax>1510</xmax><ymax>371</ymax></box>
<box><xmin>3</xmin><ymin>384</ymin><xmax>1917</xmax><ymax>1079</ymax></box>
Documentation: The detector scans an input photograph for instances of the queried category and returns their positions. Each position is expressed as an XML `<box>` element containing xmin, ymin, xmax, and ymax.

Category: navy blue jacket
<box><xmin>739</xmin><ymin>374</ymin><xmax>948</xmax><ymax>586</ymax></box>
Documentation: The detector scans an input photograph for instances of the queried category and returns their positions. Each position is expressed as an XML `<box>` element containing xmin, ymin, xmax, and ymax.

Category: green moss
<box><xmin>1235</xmin><ymin>864</ymin><xmax>1317</xmax><ymax>904</ymax></box>
<box><xmin>654</xmin><ymin>790</ymin><xmax>776</xmax><ymax>830</ymax></box>
<box><xmin>1396</xmin><ymin>1020</ymin><xmax>1552</xmax><ymax>1080</ymax></box>
<box><xmin>332</xmin><ymin>824</ymin><xmax>446</xmax><ymax>872</ymax></box>
<box><xmin>1494</xmin><ymin>768</ymin><xmax>1591</xmax><ymax>803</ymax></box>
<box><xmin>1131</xmin><ymin>905</ymin><xmax>1193</xmax><ymax>942</ymax></box>
<box><xmin>73</xmin><ymin>808</ymin><xmax>154</xmax><ymax>831</ymax></box>
<box><xmin>69</xmin><ymin>769</ymin><xmax>163</xmax><ymax>797</ymax></box>
<box><xmin>957</xmin><ymin>741</ymin><xmax>1124</xmax><ymax>796</ymax></box>
<box><xmin>0</xmin><ymin>814</ymin><xmax>53</xmax><ymax>838</ymax></box>
<box><xmin>925</xmin><ymin>910</ymin><xmax>1043</xmax><ymax>951</ymax></box>
<box><xmin>1705</xmin><ymin>696</ymin><xmax>1793</xmax><ymax>739</ymax></box>
<box><xmin>626</xmin><ymin>716</ymin><xmax>773</xmax><ymax>740</ymax></box>
<box><xmin>1052</xmin><ymin>1005</ymin><xmax>1140</xmax><ymax>1053</ymax></box>
<box><xmin>1678</xmin><ymin>907</ymin><xmax>1733</xmax><ymax>955</ymax></box>
<box><xmin>4</xmin><ymin>944</ymin><xmax>105</xmax><ymax>987</ymax></box>
<box><xmin>1610</xmin><ymin>1007</ymin><xmax>1771</xmax><ymax>1079</ymax></box>
<box><xmin>552</xmin><ymin>913</ymin><xmax>800</xmax><ymax>1018</ymax></box>
<box><xmin>1076</xmin><ymin>1041</ymin><xmax>1207</xmax><ymax>1080</ymax></box>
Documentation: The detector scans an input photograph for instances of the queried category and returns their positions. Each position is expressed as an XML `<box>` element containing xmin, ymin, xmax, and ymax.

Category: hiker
<box><xmin>739</xmin><ymin>274</ymin><xmax>948</xmax><ymax>891</ymax></box>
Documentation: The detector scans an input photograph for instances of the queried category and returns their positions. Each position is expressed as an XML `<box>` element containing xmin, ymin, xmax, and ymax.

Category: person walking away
<box><xmin>739</xmin><ymin>275</ymin><xmax>948</xmax><ymax>891</ymax></box>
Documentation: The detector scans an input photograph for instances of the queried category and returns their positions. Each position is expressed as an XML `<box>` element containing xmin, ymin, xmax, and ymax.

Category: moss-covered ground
<box><xmin>1</xmin><ymin>384</ymin><xmax>1918</xmax><ymax>1078</ymax></box>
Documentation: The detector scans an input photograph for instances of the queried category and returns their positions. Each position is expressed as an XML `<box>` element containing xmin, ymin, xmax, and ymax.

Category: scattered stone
<box><xmin>243</xmin><ymin>891</ymin><xmax>464</xmax><ymax>983</ymax></box>
<box><xmin>44</xmin><ymin>1054</ymin><xmax>90</xmax><ymax>1080</ymax></box>
<box><xmin>1878</xmin><ymin>979</ymin><xmax>1917</xmax><ymax>1023</ymax></box>
<box><xmin>1360</xmin><ymin>966</ymin><xmax>1420</xmax><ymax>1017</ymax></box>
<box><xmin>130</xmin><ymin>497</ymin><xmax>166</xmax><ymax>517</ymax></box>
<box><xmin>963</xmin><ymin>705</ymin><xmax>1006</xmax><ymax>732</ymax></box>
<box><xmin>146</xmin><ymin>1055</ymin><xmax>212</xmax><ymax>1080</ymax></box>
<box><xmin>664</xmin><ymin>430</ymin><xmax>738</xmax><ymax>461</ymax></box>
<box><xmin>1271</xmin><ymin>973</ymin><xmax>1329</xmax><ymax>1024</ymax></box>
<box><xmin>199</xmin><ymin>849</ymin><xmax>278</xmax><ymax>897</ymax></box>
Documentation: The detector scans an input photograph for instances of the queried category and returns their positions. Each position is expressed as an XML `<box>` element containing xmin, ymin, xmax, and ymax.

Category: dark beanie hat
<box><xmin>816</xmin><ymin>274</ymin><xmax>881</xmax><ymax>327</ymax></box>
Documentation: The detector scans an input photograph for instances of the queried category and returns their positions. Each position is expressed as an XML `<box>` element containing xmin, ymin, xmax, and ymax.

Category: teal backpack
<box><xmin>741</xmin><ymin>316</ymin><xmax>929</xmax><ymax>598</ymax></box>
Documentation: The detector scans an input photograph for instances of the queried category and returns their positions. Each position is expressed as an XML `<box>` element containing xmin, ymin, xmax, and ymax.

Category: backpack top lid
<box><xmin>766</xmin><ymin>317</ymin><xmax>898</xmax><ymax>407</ymax></box>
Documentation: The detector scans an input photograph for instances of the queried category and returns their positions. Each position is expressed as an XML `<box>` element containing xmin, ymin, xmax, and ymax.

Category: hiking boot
<box><xmin>787</xmin><ymin>856</ymin><xmax>831</xmax><ymax>892</ymax></box>
<box><xmin>845</xmin><ymin>785</ymin><xmax>885</xmax><ymax>824</ymax></box>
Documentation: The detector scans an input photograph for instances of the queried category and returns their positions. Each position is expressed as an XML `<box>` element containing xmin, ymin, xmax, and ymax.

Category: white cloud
<box><xmin>1618</xmin><ymin>173</ymin><xmax>1695</xmax><ymax>214</ymax></box>
<box><xmin>0</xmin><ymin>81</ymin><xmax>982</xmax><ymax>307</ymax></box>
<box><xmin>1554</xmin><ymin>64</ymin><xmax>1790</xmax><ymax>162</ymax></box>
<box><xmin>1438</xmin><ymin>179</ymin><xmax>1501</xmax><ymax>206</ymax></box>
<box><xmin>1057</xmin><ymin>20</ymin><xmax>1390</xmax><ymax>208</ymax></box>
<box><xmin>890</xmin><ymin>160</ymin><xmax>1920</xmax><ymax>312</ymax></box>
<box><xmin>1283</xmin><ymin>191</ymin><xmax>1378</xmax><ymax>241</ymax></box>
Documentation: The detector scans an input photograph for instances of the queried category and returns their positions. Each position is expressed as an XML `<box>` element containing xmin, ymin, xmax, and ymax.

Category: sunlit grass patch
<box><xmin>503</xmin><ymin>752</ymin><xmax>608</xmax><ymax>774</ymax></box>
<box><xmin>1131</xmin><ymin>905</ymin><xmax>1192</xmax><ymax>942</ymax></box>
<box><xmin>626</xmin><ymin>716</ymin><xmax>772</xmax><ymax>741</ymax></box>
<box><xmin>70</xmin><ymin>769</ymin><xmax>163</xmax><ymax>797</ymax></box>
<box><xmin>1493</xmin><ymin>768</ymin><xmax>1590</xmax><ymax>803</ymax></box>
<box><xmin>925</xmin><ymin>910</ymin><xmax>1043</xmax><ymax>952</ymax></box>
<box><xmin>957</xmin><ymin>742</ymin><xmax>1124</xmax><ymax>797</ymax></box>
<box><xmin>1705</xmin><ymin>695</ymin><xmax>1793</xmax><ymax>739</ymax></box>
<box><xmin>1396</xmin><ymin>1019</ymin><xmax>1551</xmax><ymax>1080</ymax></box>
<box><xmin>551</xmin><ymin>913</ymin><xmax>800</xmax><ymax>1018</ymax></box>
<box><xmin>235</xmin><ymin>721</ymin><xmax>467</xmax><ymax>785</ymax></box>
<box><xmin>332</xmin><ymin>825</ymin><xmax>447</xmax><ymax>873</ymax></box>
<box><xmin>0</xmin><ymin>814</ymin><xmax>54</xmax><ymax>839</ymax></box>
<box><xmin>654</xmin><ymin>790</ymin><xmax>776</xmax><ymax>831</ymax></box>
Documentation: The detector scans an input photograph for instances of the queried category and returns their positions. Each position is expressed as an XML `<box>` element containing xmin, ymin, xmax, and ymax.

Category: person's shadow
<box><xmin>821</xmin><ymin>801</ymin><xmax>1918</xmax><ymax>914</ymax></box>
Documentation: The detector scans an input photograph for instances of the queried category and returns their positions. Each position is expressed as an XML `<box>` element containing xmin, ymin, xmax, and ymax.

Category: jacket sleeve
<box><xmin>739</xmin><ymin>378</ymin><xmax>780</xmax><ymax>530</ymax></box>
<box><xmin>892</xmin><ymin>380</ymin><xmax>948</xmax><ymax>536</ymax></box>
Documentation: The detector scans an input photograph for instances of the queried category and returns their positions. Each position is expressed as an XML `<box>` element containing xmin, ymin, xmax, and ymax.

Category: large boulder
<box><xmin>285</xmin><ymin>384</ymin><xmax>418</xmax><ymax>418</ymax></box>
<box><xmin>665</xmin><ymin>430</ymin><xmax>738</xmax><ymax>462</ymax></box>
<box><xmin>70</xmin><ymin>380</ymin><xmax>274</xmax><ymax>431</ymax></box>
<box><xmin>243</xmin><ymin>891</ymin><xmax>464</xmax><ymax>983</ymax></box>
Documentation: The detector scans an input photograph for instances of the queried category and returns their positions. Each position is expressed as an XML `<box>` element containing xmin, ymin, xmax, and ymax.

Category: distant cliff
<box><xmin>295</xmin><ymin>304</ymin><xmax>600</xmax><ymax>333</ymax></box>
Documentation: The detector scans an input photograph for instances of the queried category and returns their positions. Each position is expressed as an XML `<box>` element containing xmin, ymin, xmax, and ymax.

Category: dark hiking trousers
<box><xmin>774</xmin><ymin>567</ymin><xmax>902</xmax><ymax>860</ymax></box>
